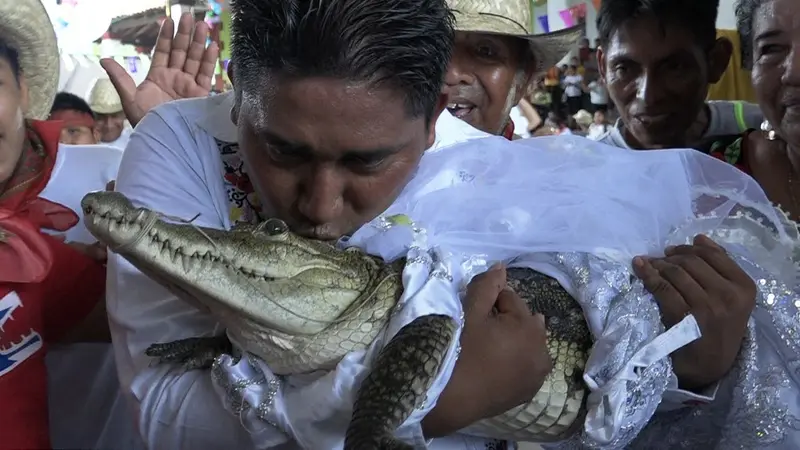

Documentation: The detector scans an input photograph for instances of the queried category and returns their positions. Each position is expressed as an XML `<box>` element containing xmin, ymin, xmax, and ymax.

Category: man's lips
<box><xmin>632</xmin><ymin>113</ymin><xmax>671</xmax><ymax>126</ymax></box>
<box><xmin>447</xmin><ymin>102</ymin><xmax>476</xmax><ymax>119</ymax></box>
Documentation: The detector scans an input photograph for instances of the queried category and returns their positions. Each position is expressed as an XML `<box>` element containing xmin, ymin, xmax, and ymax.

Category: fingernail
<box><xmin>632</xmin><ymin>256</ymin><xmax>645</xmax><ymax>267</ymax></box>
<box><xmin>664</xmin><ymin>245</ymin><xmax>676</xmax><ymax>255</ymax></box>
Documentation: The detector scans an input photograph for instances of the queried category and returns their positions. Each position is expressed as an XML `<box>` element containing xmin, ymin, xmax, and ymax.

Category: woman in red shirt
<box><xmin>0</xmin><ymin>1</ymin><xmax>106</xmax><ymax>448</ymax></box>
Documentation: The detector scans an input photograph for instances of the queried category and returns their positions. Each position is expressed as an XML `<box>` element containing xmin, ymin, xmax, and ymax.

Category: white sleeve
<box><xmin>107</xmin><ymin>109</ymin><xmax>282</xmax><ymax>449</ymax></box>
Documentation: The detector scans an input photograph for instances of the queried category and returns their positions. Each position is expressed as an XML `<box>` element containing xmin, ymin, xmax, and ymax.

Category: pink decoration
<box><xmin>559</xmin><ymin>9</ymin><xmax>575</xmax><ymax>28</ymax></box>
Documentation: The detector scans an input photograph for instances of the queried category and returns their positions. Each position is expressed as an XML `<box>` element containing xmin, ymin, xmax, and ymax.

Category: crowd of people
<box><xmin>0</xmin><ymin>0</ymin><xmax>798</xmax><ymax>448</ymax></box>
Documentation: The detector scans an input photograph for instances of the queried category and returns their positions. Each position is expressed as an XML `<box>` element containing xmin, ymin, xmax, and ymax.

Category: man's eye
<box><xmin>476</xmin><ymin>45</ymin><xmax>497</xmax><ymax>58</ymax></box>
<box><xmin>267</xmin><ymin>146</ymin><xmax>300</xmax><ymax>163</ymax></box>
<box><xmin>343</xmin><ymin>155</ymin><xmax>386</xmax><ymax>171</ymax></box>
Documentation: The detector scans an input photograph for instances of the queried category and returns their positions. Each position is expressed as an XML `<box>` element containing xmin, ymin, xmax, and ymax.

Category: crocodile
<box><xmin>81</xmin><ymin>191</ymin><xmax>592</xmax><ymax>447</ymax></box>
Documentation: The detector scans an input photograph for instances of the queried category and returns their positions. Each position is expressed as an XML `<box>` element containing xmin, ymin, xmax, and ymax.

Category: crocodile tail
<box><xmin>344</xmin><ymin>314</ymin><xmax>458</xmax><ymax>450</ymax></box>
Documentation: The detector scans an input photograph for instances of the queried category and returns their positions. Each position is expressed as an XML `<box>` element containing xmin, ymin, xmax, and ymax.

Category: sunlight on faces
<box><xmin>598</xmin><ymin>16</ymin><xmax>730</xmax><ymax>149</ymax></box>
<box><xmin>750</xmin><ymin>0</ymin><xmax>800</xmax><ymax>148</ymax></box>
<box><xmin>0</xmin><ymin>58</ymin><xmax>28</xmax><ymax>186</ymax></box>
<box><xmin>235</xmin><ymin>76</ymin><xmax>444</xmax><ymax>241</ymax></box>
<box><xmin>444</xmin><ymin>32</ymin><xmax>533</xmax><ymax>135</ymax></box>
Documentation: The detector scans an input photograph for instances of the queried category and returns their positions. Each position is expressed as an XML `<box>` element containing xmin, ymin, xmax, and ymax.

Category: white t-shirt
<box><xmin>587</xmin><ymin>81</ymin><xmax>608</xmax><ymax>105</ymax></box>
<box><xmin>39</xmin><ymin>144</ymin><xmax>143</xmax><ymax>450</ymax></box>
<box><xmin>563</xmin><ymin>75</ymin><xmax>583</xmax><ymax>98</ymax></box>
<box><xmin>106</xmin><ymin>92</ymin><xmax>503</xmax><ymax>449</ymax></box>
<box><xmin>588</xmin><ymin>123</ymin><xmax>610</xmax><ymax>140</ymax></box>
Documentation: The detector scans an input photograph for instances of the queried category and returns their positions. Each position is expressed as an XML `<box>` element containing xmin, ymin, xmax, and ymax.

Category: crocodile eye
<box><xmin>262</xmin><ymin>218</ymin><xmax>289</xmax><ymax>236</ymax></box>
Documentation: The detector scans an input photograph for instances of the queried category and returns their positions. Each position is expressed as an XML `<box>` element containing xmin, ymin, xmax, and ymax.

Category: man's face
<box><xmin>95</xmin><ymin>111</ymin><xmax>125</xmax><ymax>142</ymax></box>
<box><xmin>570</xmin><ymin>57</ymin><xmax>580</xmax><ymax>67</ymax></box>
<box><xmin>579</xmin><ymin>38</ymin><xmax>590</xmax><ymax>49</ymax></box>
<box><xmin>0</xmin><ymin>58</ymin><xmax>28</xmax><ymax>186</ymax></box>
<box><xmin>444</xmin><ymin>32</ymin><xmax>533</xmax><ymax>134</ymax></box>
<box><xmin>59</xmin><ymin>123</ymin><xmax>98</xmax><ymax>145</ymax></box>
<box><xmin>235</xmin><ymin>76</ymin><xmax>445</xmax><ymax>240</ymax></box>
<box><xmin>598</xmin><ymin>17</ymin><xmax>726</xmax><ymax>149</ymax></box>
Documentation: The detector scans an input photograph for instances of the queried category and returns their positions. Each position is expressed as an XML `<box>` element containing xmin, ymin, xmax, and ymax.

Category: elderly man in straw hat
<box><xmin>443</xmin><ymin>0</ymin><xmax>581</xmax><ymax>138</ymax></box>
<box><xmin>89</xmin><ymin>77</ymin><xmax>133</xmax><ymax>149</ymax></box>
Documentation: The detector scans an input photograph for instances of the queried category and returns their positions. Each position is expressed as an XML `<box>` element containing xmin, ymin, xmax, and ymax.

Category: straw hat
<box><xmin>448</xmin><ymin>0</ymin><xmax>583</xmax><ymax>72</ymax></box>
<box><xmin>0</xmin><ymin>0</ymin><xmax>59</xmax><ymax>120</ymax></box>
<box><xmin>89</xmin><ymin>78</ymin><xmax>123</xmax><ymax>115</ymax></box>
<box><xmin>573</xmin><ymin>109</ymin><xmax>593</xmax><ymax>127</ymax></box>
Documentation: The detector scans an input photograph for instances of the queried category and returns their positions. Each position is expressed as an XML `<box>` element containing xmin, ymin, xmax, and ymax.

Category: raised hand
<box><xmin>100</xmin><ymin>13</ymin><xmax>219</xmax><ymax>127</ymax></box>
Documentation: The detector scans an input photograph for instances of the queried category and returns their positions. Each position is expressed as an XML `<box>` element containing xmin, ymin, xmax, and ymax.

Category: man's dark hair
<box><xmin>230</xmin><ymin>0</ymin><xmax>455</xmax><ymax>121</ymax></box>
<box><xmin>0</xmin><ymin>36</ymin><xmax>21</xmax><ymax>81</ymax></box>
<box><xmin>735</xmin><ymin>0</ymin><xmax>766</xmax><ymax>70</ymax></box>
<box><xmin>596</xmin><ymin>0</ymin><xmax>720</xmax><ymax>50</ymax></box>
<box><xmin>50</xmin><ymin>92</ymin><xmax>95</xmax><ymax>118</ymax></box>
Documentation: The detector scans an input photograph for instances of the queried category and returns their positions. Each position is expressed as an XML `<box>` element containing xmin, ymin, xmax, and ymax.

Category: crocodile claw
<box><xmin>145</xmin><ymin>335</ymin><xmax>233</xmax><ymax>370</ymax></box>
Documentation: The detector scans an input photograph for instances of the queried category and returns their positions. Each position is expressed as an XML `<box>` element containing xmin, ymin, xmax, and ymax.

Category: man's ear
<box><xmin>226</xmin><ymin>61</ymin><xmax>235</xmax><ymax>88</ymax></box>
<box><xmin>513</xmin><ymin>67</ymin><xmax>537</xmax><ymax>104</ymax></box>
<box><xmin>707</xmin><ymin>37</ymin><xmax>733</xmax><ymax>84</ymax></box>
<box><xmin>18</xmin><ymin>75</ymin><xmax>30</xmax><ymax>116</ymax></box>
<box><xmin>597</xmin><ymin>46</ymin><xmax>607</xmax><ymax>83</ymax></box>
<box><xmin>426</xmin><ymin>92</ymin><xmax>448</xmax><ymax>149</ymax></box>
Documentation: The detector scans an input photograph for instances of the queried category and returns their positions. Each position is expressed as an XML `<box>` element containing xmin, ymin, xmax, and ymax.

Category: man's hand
<box><xmin>421</xmin><ymin>264</ymin><xmax>551</xmax><ymax>437</ymax></box>
<box><xmin>633</xmin><ymin>234</ymin><xmax>756</xmax><ymax>390</ymax></box>
<box><xmin>100</xmin><ymin>13</ymin><xmax>219</xmax><ymax>127</ymax></box>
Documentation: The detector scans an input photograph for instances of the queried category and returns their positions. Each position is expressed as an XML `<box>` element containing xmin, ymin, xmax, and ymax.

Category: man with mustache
<box><xmin>443</xmin><ymin>0</ymin><xmax>581</xmax><ymax>139</ymax></box>
<box><xmin>594</xmin><ymin>0</ymin><xmax>763</xmax><ymax>149</ymax></box>
<box><xmin>106</xmin><ymin>0</ymin><xmax>755</xmax><ymax>448</ymax></box>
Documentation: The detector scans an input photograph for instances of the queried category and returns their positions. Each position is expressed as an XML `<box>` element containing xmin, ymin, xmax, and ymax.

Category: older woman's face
<box><xmin>0</xmin><ymin>58</ymin><xmax>28</xmax><ymax>186</ymax></box>
<box><xmin>751</xmin><ymin>0</ymin><xmax>800</xmax><ymax>147</ymax></box>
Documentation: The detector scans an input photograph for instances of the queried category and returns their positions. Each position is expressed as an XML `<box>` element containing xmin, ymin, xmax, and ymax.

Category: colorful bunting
<box><xmin>537</xmin><ymin>15</ymin><xmax>549</xmax><ymax>33</ymax></box>
<box><xmin>559</xmin><ymin>9</ymin><xmax>574</xmax><ymax>28</ymax></box>
<box><xmin>124</xmin><ymin>56</ymin><xmax>139</xmax><ymax>74</ymax></box>
<box><xmin>592</xmin><ymin>0</ymin><xmax>602</xmax><ymax>10</ymax></box>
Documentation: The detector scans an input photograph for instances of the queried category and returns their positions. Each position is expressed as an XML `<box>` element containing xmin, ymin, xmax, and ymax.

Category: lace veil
<box><xmin>346</xmin><ymin>135</ymin><xmax>799</xmax><ymax>448</ymax></box>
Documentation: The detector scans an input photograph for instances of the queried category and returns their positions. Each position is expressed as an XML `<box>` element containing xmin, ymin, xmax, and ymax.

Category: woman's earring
<box><xmin>761</xmin><ymin>119</ymin><xmax>778</xmax><ymax>141</ymax></box>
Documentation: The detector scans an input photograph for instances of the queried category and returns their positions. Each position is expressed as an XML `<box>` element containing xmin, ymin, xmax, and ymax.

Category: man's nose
<box><xmin>297</xmin><ymin>165</ymin><xmax>344</xmax><ymax>225</ymax></box>
<box><xmin>444</xmin><ymin>49</ymin><xmax>476</xmax><ymax>88</ymax></box>
<box><xmin>635</xmin><ymin>71</ymin><xmax>668</xmax><ymax>106</ymax></box>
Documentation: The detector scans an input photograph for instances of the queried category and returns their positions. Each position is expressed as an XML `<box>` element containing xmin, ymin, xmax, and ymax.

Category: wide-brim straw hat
<box><xmin>89</xmin><ymin>78</ymin><xmax>124</xmax><ymax>115</ymax></box>
<box><xmin>449</xmin><ymin>0</ymin><xmax>583</xmax><ymax>72</ymax></box>
<box><xmin>573</xmin><ymin>109</ymin><xmax>593</xmax><ymax>126</ymax></box>
<box><xmin>0</xmin><ymin>0</ymin><xmax>59</xmax><ymax>120</ymax></box>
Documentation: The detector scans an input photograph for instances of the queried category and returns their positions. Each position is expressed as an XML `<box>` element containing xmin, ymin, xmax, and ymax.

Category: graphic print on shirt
<box><xmin>216</xmin><ymin>138</ymin><xmax>262</xmax><ymax>225</ymax></box>
<box><xmin>0</xmin><ymin>291</ymin><xmax>42</xmax><ymax>378</ymax></box>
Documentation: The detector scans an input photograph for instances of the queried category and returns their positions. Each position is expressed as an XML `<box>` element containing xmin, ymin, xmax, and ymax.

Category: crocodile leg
<box><xmin>145</xmin><ymin>335</ymin><xmax>233</xmax><ymax>370</ymax></box>
<box><xmin>344</xmin><ymin>314</ymin><xmax>458</xmax><ymax>450</ymax></box>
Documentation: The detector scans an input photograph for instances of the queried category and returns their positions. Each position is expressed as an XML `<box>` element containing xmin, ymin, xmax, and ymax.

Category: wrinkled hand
<box><xmin>100</xmin><ymin>13</ymin><xmax>219</xmax><ymax>127</ymax></box>
<box><xmin>633</xmin><ymin>234</ymin><xmax>756</xmax><ymax>390</ymax></box>
<box><xmin>422</xmin><ymin>264</ymin><xmax>551</xmax><ymax>437</ymax></box>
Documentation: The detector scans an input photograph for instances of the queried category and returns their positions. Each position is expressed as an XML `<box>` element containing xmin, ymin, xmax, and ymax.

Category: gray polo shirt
<box><xmin>596</xmin><ymin>101</ymin><xmax>763</xmax><ymax>149</ymax></box>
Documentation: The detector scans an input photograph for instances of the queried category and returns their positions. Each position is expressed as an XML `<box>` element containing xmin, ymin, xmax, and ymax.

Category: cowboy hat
<box><xmin>0</xmin><ymin>0</ymin><xmax>59</xmax><ymax>120</ymax></box>
<box><xmin>448</xmin><ymin>0</ymin><xmax>583</xmax><ymax>72</ymax></box>
<box><xmin>89</xmin><ymin>78</ymin><xmax>123</xmax><ymax>115</ymax></box>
